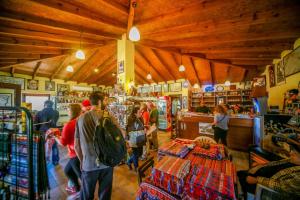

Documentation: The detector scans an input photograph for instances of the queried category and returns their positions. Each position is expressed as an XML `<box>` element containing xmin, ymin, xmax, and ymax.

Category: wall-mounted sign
<box><xmin>118</xmin><ymin>60</ymin><xmax>124</xmax><ymax>74</ymax></box>
<box><xmin>169</xmin><ymin>82</ymin><xmax>182</xmax><ymax>92</ymax></box>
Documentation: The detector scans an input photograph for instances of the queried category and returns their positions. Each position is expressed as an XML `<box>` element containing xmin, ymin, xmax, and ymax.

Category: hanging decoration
<box><xmin>129</xmin><ymin>26</ymin><xmax>140</xmax><ymax>42</ymax></box>
<box><xmin>66</xmin><ymin>65</ymin><xmax>74</xmax><ymax>72</ymax></box>
<box><xmin>179</xmin><ymin>55</ymin><xmax>185</xmax><ymax>72</ymax></box>
<box><xmin>75</xmin><ymin>31</ymin><xmax>85</xmax><ymax>60</ymax></box>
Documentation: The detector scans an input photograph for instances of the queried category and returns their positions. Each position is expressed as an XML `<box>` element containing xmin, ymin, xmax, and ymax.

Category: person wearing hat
<box><xmin>237</xmin><ymin>135</ymin><xmax>300</xmax><ymax>199</ymax></box>
<box><xmin>81</xmin><ymin>99</ymin><xmax>91</xmax><ymax>113</ymax></box>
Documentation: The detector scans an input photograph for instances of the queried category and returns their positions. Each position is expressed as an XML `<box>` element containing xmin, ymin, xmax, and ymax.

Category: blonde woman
<box><xmin>212</xmin><ymin>105</ymin><xmax>230</xmax><ymax>145</ymax></box>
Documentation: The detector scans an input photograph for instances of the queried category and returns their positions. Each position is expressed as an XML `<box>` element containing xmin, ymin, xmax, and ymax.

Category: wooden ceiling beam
<box><xmin>50</xmin><ymin>55</ymin><xmax>69</xmax><ymax>80</ymax></box>
<box><xmin>231</xmin><ymin>60</ymin><xmax>272</xmax><ymax>66</ymax></box>
<box><xmin>97</xmin><ymin>75</ymin><xmax>116</xmax><ymax>86</ymax></box>
<box><xmin>181</xmin><ymin>55</ymin><xmax>199</xmax><ymax>84</ymax></box>
<box><xmin>88</xmin><ymin>62</ymin><xmax>116</xmax><ymax>84</ymax></box>
<box><xmin>190</xmin><ymin>57</ymin><xmax>201</xmax><ymax>84</ymax></box>
<box><xmin>0</xmin><ymin>12</ymin><xmax>119</xmax><ymax>40</ymax></box>
<box><xmin>94</xmin><ymin>67</ymin><xmax>117</xmax><ymax>85</ymax></box>
<box><xmin>135</xmin><ymin>49</ymin><xmax>164</xmax><ymax>82</ymax></box>
<box><xmin>100</xmin><ymin>0</ymin><xmax>128</xmax><ymax>15</ymax></box>
<box><xmin>81</xmin><ymin>54</ymin><xmax>116</xmax><ymax>83</ymax></box>
<box><xmin>0</xmin><ymin>53</ymin><xmax>42</xmax><ymax>59</ymax></box>
<box><xmin>135</xmin><ymin>63</ymin><xmax>158</xmax><ymax>83</ymax></box>
<box><xmin>205</xmin><ymin>53</ymin><xmax>279</xmax><ymax>60</ymax></box>
<box><xmin>0</xmin><ymin>44</ymin><xmax>62</xmax><ymax>54</ymax></box>
<box><xmin>151</xmin><ymin>49</ymin><xmax>176</xmax><ymax>80</ymax></box>
<box><xmin>209</xmin><ymin>61</ymin><xmax>215</xmax><ymax>85</ymax></box>
<box><xmin>32</xmin><ymin>61</ymin><xmax>42</xmax><ymax>79</ymax></box>
<box><xmin>68</xmin><ymin>49</ymin><xmax>100</xmax><ymax>81</ymax></box>
<box><xmin>135</xmin><ymin>70</ymin><xmax>150</xmax><ymax>85</ymax></box>
<box><xmin>0</xmin><ymin>26</ymin><xmax>106</xmax><ymax>45</ymax></box>
<box><xmin>0</xmin><ymin>59</ymin><xmax>38</xmax><ymax>63</ymax></box>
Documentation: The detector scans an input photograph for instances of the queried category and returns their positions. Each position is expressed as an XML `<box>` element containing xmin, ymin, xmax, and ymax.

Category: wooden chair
<box><xmin>137</xmin><ymin>156</ymin><xmax>154</xmax><ymax>185</ymax></box>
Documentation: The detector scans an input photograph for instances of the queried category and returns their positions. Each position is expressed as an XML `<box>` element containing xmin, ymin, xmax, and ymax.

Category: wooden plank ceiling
<box><xmin>0</xmin><ymin>0</ymin><xmax>299</xmax><ymax>86</ymax></box>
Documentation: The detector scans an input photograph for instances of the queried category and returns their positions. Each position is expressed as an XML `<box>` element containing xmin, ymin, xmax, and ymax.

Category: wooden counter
<box><xmin>176</xmin><ymin>113</ymin><xmax>253</xmax><ymax>151</ymax></box>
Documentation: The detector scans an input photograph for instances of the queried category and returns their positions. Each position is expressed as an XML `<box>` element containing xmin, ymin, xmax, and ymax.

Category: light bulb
<box><xmin>193</xmin><ymin>83</ymin><xmax>200</xmax><ymax>88</ymax></box>
<box><xmin>183</xmin><ymin>80</ymin><xmax>189</xmax><ymax>88</ymax></box>
<box><xmin>146</xmin><ymin>73</ymin><xmax>152</xmax><ymax>80</ymax></box>
<box><xmin>75</xmin><ymin>49</ymin><xmax>85</xmax><ymax>60</ymax></box>
<box><xmin>129</xmin><ymin>26</ymin><xmax>140</xmax><ymax>42</ymax></box>
<box><xmin>225</xmin><ymin>80</ymin><xmax>231</xmax><ymax>86</ymax></box>
<box><xmin>94</xmin><ymin>68</ymin><xmax>99</xmax><ymax>73</ymax></box>
<box><xmin>179</xmin><ymin>64</ymin><xmax>185</xmax><ymax>72</ymax></box>
<box><xmin>66</xmin><ymin>65</ymin><xmax>74</xmax><ymax>72</ymax></box>
<box><xmin>112</xmin><ymin>73</ymin><xmax>116</xmax><ymax>76</ymax></box>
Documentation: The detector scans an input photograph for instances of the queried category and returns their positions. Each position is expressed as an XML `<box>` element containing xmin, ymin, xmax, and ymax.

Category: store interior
<box><xmin>0</xmin><ymin>0</ymin><xmax>300</xmax><ymax>200</ymax></box>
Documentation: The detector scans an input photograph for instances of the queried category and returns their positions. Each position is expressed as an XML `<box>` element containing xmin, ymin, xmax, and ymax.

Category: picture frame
<box><xmin>275</xmin><ymin>60</ymin><xmax>285</xmax><ymax>85</ymax></box>
<box><xmin>268</xmin><ymin>65</ymin><xmax>276</xmax><ymax>88</ymax></box>
<box><xmin>0</xmin><ymin>93</ymin><xmax>12</xmax><ymax>106</ymax></box>
<box><xmin>163</xmin><ymin>84</ymin><xmax>168</xmax><ymax>92</ymax></box>
<box><xmin>45</xmin><ymin>81</ymin><xmax>55</xmax><ymax>91</ymax></box>
<box><xmin>169</xmin><ymin>82</ymin><xmax>182</xmax><ymax>92</ymax></box>
<box><xmin>283</xmin><ymin>46</ymin><xmax>300</xmax><ymax>77</ymax></box>
<box><xmin>92</xmin><ymin>86</ymin><xmax>102</xmax><ymax>92</ymax></box>
<box><xmin>118</xmin><ymin>60</ymin><xmax>124</xmax><ymax>74</ymax></box>
<box><xmin>0</xmin><ymin>76</ymin><xmax>25</xmax><ymax>90</ymax></box>
<box><xmin>57</xmin><ymin>84</ymin><xmax>70</xmax><ymax>96</ymax></box>
<box><xmin>182</xmin><ymin>96</ymin><xmax>188</xmax><ymax>109</ymax></box>
<box><xmin>154</xmin><ymin>85</ymin><xmax>162</xmax><ymax>92</ymax></box>
<box><xmin>252</xmin><ymin>76</ymin><xmax>266</xmax><ymax>88</ymax></box>
<box><xmin>27</xmin><ymin>79</ymin><xmax>39</xmax><ymax>90</ymax></box>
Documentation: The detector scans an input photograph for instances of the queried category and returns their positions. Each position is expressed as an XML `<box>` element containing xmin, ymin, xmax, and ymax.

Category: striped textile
<box><xmin>158</xmin><ymin>141</ymin><xmax>191</xmax><ymax>158</ymax></box>
<box><xmin>186</xmin><ymin>154</ymin><xmax>236</xmax><ymax>183</ymax></box>
<box><xmin>184</xmin><ymin>165</ymin><xmax>235</xmax><ymax>200</ymax></box>
<box><xmin>136</xmin><ymin>182</ymin><xmax>179</xmax><ymax>200</ymax></box>
<box><xmin>192</xmin><ymin>144</ymin><xmax>225</xmax><ymax>160</ymax></box>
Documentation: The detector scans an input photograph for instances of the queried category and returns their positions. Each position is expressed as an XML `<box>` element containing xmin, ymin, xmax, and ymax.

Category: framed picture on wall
<box><xmin>92</xmin><ymin>86</ymin><xmax>102</xmax><ymax>92</ymax></box>
<box><xmin>275</xmin><ymin>61</ymin><xmax>285</xmax><ymax>85</ymax></box>
<box><xmin>118</xmin><ymin>60</ymin><xmax>124</xmax><ymax>74</ymax></box>
<box><xmin>154</xmin><ymin>85</ymin><xmax>162</xmax><ymax>92</ymax></box>
<box><xmin>163</xmin><ymin>84</ymin><xmax>168</xmax><ymax>92</ymax></box>
<box><xmin>268</xmin><ymin>65</ymin><xmax>276</xmax><ymax>88</ymax></box>
<box><xmin>27</xmin><ymin>79</ymin><xmax>39</xmax><ymax>90</ymax></box>
<box><xmin>182</xmin><ymin>96</ymin><xmax>188</xmax><ymax>109</ymax></box>
<box><xmin>0</xmin><ymin>76</ymin><xmax>25</xmax><ymax>90</ymax></box>
<box><xmin>45</xmin><ymin>81</ymin><xmax>55</xmax><ymax>91</ymax></box>
<box><xmin>252</xmin><ymin>76</ymin><xmax>266</xmax><ymax>88</ymax></box>
<box><xmin>57</xmin><ymin>84</ymin><xmax>70</xmax><ymax>96</ymax></box>
<box><xmin>0</xmin><ymin>93</ymin><xmax>12</xmax><ymax>106</ymax></box>
<box><xmin>169</xmin><ymin>82</ymin><xmax>182</xmax><ymax>92</ymax></box>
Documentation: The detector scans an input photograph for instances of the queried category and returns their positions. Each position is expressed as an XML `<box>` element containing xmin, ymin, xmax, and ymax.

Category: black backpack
<box><xmin>93</xmin><ymin>116</ymin><xmax>126</xmax><ymax>167</ymax></box>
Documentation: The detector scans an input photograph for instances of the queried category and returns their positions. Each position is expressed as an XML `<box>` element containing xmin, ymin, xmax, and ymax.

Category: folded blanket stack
<box><xmin>151</xmin><ymin>156</ymin><xmax>191</xmax><ymax>197</ymax></box>
<box><xmin>136</xmin><ymin>182</ymin><xmax>179</xmax><ymax>200</ymax></box>
<box><xmin>192</xmin><ymin>144</ymin><xmax>225</xmax><ymax>160</ymax></box>
<box><xmin>184</xmin><ymin>165</ymin><xmax>235</xmax><ymax>200</ymax></box>
<box><xmin>158</xmin><ymin>141</ymin><xmax>191</xmax><ymax>159</ymax></box>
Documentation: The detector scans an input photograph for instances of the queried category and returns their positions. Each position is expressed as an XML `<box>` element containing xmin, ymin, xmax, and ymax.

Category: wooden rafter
<box><xmin>226</xmin><ymin>66</ymin><xmax>232</xmax><ymax>82</ymax></box>
<box><xmin>100</xmin><ymin>0</ymin><xmax>128</xmax><ymax>15</ymax></box>
<box><xmin>29</xmin><ymin>0</ymin><xmax>126</xmax><ymax>30</ymax></box>
<box><xmin>50</xmin><ymin>55</ymin><xmax>69</xmax><ymax>80</ymax></box>
<box><xmin>209</xmin><ymin>61</ymin><xmax>215</xmax><ymax>84</ymax></box>
<box><xmin>0</xmin><ymin>44</ymin><xmax>62</xmax><ymax>54</ymax></box>
<box><xmin>88</xmin><ymin>62</ymin><xmax>116</xmax><ymax>84</ymax></box>
<box><xmin>127</xmin><ymin>0</ymin><xmax>136</xmax><ymax>38</ymax></box>
<box><xmin>32</xmin><ymin>61</ymin><xmax>42</xmax><ymax>79</ymax></box>
<box><xmin>0</xmin><ymin>53</ymin><xmax>50</xmax><ymax>60</ymax></box>
<box><xmin>95</xmin><ymin>68</ymin><xmax>117</xmax><ymax>85</ymax></box>
<box><xmin>135</xmin><ymin>69</ymin><xmax>150</xmax><ymax>84</ymax></box>
<box><xmin>81</xmin><ymin>54</ymin><xmax>116</xmax><ymax>83</ymax></box>
<box><xmin>68</xmin><ymin>49</ymin><xmax>100</xmax><ymax>81</ymax></box>
<box><xmin>190</xmin><ymin>57</ymin><xmax>201</xmax><ymax>84</ymax></box>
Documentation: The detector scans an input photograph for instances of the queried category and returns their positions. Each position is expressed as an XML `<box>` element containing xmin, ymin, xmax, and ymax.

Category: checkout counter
<box><xmin>176</xmin><ymin>112</ymin><xmax>254</xmax><ymax>151</ymax></box>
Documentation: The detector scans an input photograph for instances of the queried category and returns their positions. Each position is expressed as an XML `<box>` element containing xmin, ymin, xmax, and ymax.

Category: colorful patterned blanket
<box><xmin>184</xmin><ymin>165</ymin><xmax>235</xmax><ymax>200</ymax></box>
<box><xmin>158</xmin><ymin>141</ymin><xmax>191</xmax><ymax>159</ymax></box>
<box><xmin>136</xmin><ymin>182</ymin><xmax>179</xmax><ymax>200</ymax></box>
<box><xmin>192</xmin><ymin>144</ymin><xmax>225</xmax><ymax>160</ymax></box>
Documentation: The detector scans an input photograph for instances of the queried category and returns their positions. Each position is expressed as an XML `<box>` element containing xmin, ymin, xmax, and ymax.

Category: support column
<box><xmin>117</xmin><ymin>34</ymin><xmax>135</xmax><ymax>94</ymax></box>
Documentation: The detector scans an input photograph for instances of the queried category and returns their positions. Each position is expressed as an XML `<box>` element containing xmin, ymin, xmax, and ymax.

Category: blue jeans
<box><xmin>128</xmin><ymin>147</ymin><xmax>143</xmax><ymax>168</ymax></box>
<box><xmin>80</xmin><ymin>167</ymin><xmax>113</xmax><ymax>200</ymax></box>
<box><xmin>52</xmin><ymin>141</ymin><xmax>60</xmax><ymax>165</ymax></box>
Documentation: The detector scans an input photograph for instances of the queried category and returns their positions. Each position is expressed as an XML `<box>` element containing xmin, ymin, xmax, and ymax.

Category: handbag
<box><xmin>129</xmin><ymin>130</ymin><xmax>146</xmax><ymax>147</ymax></box>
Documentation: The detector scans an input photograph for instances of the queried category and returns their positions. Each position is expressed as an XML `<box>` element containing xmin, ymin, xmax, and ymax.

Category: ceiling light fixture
<box><xmin>224</xmin><ymin>80</ymin><xmax>231</xmax><ymax>86</ymax></box>
<box><xmin>94</xmin><ymin>68</ymin><xmax>99</xmax><ymax>73</ymax></box>
<box><xmin>112</xmin><ymin>72</ymin><xmax>116</xmax><ymax>77</ymax></box>
<box><xmin>193</xmin><ymin>83</ymin><xmax>200</xmax><ymax>89</ymax></box>
<box><xmin>146</xmin><ymin>73</ymin><xmax>152</xmax><ymax>80</ymax></box>
<box><xmin>66</xmin><ymin>65</ymin><xmax>74</xmax><ymax>72</ymax></box>
<box><xmin>75</xmin><ymin>31</ymin><xmax>85</xmax><ymax>60</ymax></box>
<box><xmin>179</xmin><ymin>55</ymin><xmax>185</xmax><ymax>72</ymax></box>
<box><xmin>129</xmin><ymin>26</ymin><xmax>140</xmax><ymax>42</ymax></box>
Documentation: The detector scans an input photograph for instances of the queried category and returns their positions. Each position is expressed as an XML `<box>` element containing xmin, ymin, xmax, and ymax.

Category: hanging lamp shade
<box><xmin>94</xmin><ymin>68</ymin><xmax>99</xmax><ymax>73</ymax></box>
<box><xmin>66</xmin><ymin>65</ymin><xmax>74</xmax><ymax>72</ymax></box>
<box><xmin>75</xmin><ymin>49</ymin><xmax>85</xmax><ymax>60</ymax></box>
<box><xmin>193</xmin><ymin>83</ymin><xmax>200</xmax><ymax>88</ymax></box>
<box><xmin>146</xmin><ymin>73</ymin><xmax>152</xmax><ymax>80</ymax></box>
<box><xmin>129</xmin><ymin>26</ymin><xmax>140</xmax><ymax>42</ymax></box>
<box><xmin>179</xmin><ymin>64</ymin><xmax>185</xmax><ymax>72</ymax></box>
<box><xmin>225</xmin><ymin>80</ymin><xmax>231</xmax><ymax>86</ymax></box>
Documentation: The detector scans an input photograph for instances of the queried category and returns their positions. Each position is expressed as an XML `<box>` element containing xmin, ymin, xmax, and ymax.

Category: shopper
<box><xmin>212</xmin><ymin>105</ymin><xmax>229</xmax><ymax>145</ymax></box>
<box><xmin>74</xmin><ymin>92</ymin><xmax>114</xmax><ymax>200</ymax></box>
<box><xmin>53</xmin><ymin>104</ymin><xmax>82</xmax><ymax>197</ymax></box>
<box><xmin>81</xmin><ymin>99</ymin><xmax>91</xmax><ymax>113</ymax></box>
<box><xmin>147</xmin><ymin>102</ymin><xmax>159</xmax><ymax>150</ymax></box>
<box><xmin>126</xmin><ymin>106</ymin><xmax>145</xmax><ymax>171</ymax></box>
<box><xmin>238</xmin><ymin>139</ymin><xmax>300</xmax><ymax>199</ymax></box>
<box><xmin>35</xmin><ymin>100</ymin><xmax>60</xmax><ymax>165</ymax></box>
<box><xmin>140</xmin><ymin>103</ymin><xmax>150</xmax><ymax>160</ymax></box>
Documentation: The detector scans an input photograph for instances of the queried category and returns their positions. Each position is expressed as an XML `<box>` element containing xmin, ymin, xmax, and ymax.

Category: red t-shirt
<box><xmin>142</xmin><ymin>111</ymin><xmax>150</xmax><ymax>127</ymax></box>
<box><xmin>60</xmin><ymin>118</ymin><xmax>77</xmax><ymax>158</ymax></box>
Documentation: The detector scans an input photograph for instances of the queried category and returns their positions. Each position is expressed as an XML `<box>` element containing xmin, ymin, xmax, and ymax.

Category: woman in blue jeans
<box><xmin>126</xmin><ymin>106</ymin><xmax>145</xmax><ymax>171</ymax></box>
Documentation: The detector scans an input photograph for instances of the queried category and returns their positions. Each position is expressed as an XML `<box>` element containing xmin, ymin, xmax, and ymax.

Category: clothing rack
<box><xmin>0</xmin><ymin>106</ymin><xmax>49</xmax><ymax>199</ymax></box>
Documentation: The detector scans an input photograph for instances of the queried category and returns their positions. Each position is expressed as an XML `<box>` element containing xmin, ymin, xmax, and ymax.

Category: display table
<box><xmin>176</xmin><ymin>112</ymin><xmax>254</xmax><ymax>151</ymax></box>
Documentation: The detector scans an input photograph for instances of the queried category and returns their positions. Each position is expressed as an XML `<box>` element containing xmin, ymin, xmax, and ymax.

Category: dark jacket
<box><xmin>126</xmin><ymin>116</ymin><xmax>144</xmax><ymax>133</ymax></box>
<box><xmin>35</xmin><ymin>107</ymin><xmax>59</xmax><ymax>132</ymax></box>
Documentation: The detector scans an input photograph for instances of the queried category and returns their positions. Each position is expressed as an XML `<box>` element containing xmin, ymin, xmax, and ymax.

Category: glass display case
<box><xmin>157</xmin><ymin>96</ymin><xmax>171</xmax><ymax>131</ymax></box>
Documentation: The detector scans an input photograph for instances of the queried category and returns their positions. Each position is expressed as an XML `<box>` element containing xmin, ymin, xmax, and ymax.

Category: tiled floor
<box><xmin>48</xmin><ymin>131</ymin><xmax>248</xmax><ymax>200</ymax></box>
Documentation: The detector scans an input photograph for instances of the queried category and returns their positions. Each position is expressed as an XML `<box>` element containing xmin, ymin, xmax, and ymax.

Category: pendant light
<box><xmin>129</xmin><ymin>26</ymin><xmax>140</xmax><ymax>42</ymax></box>
<box><xmin>76</xmin><ymin>31</ymin><xmax>85</xmax><ymax>60</ymax></box>
<box><xmin>94</xmin><ymin>68</ymin><xmax>99</xmax><ymax>73</ymax></box>
<box><xmin>66</xmin><ymin>65</ymin><xmax>74</xmax><ymax>72</ymax></box>
<box><xmin>193</xmin><ymin>83</ymin><xmax>200</xmax><ymax>89</ymax></box>
<box><xmin>147</xmin><ymin>64</ymin><xmax>152</xmax><ymax>80</ymax></box>
<box><xmin>225</xmin><ymin>80</ymin><xmax>231</xmax><ymax>86</ymax></box>
<box><xmin>179</xmin><ymin>55</ymin><xmax>185</xmax><ymax>72</ymax></box>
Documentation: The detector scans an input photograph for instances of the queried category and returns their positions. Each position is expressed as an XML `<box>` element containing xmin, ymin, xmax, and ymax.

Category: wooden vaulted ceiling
<box><xmin>0</xmin><ymin>0</ymin><xmax>299</xmax><ymax>86</ymax></box>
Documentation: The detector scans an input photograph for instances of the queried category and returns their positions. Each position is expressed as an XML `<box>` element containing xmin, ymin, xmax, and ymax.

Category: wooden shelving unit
<box><xmin>190</xmin><ymin>89</ymin><xmax>252</xmax><ymax>111</ymax></box>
